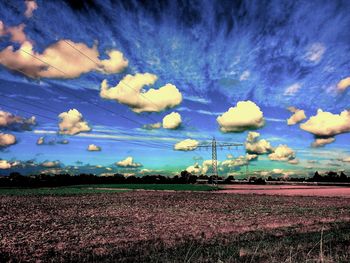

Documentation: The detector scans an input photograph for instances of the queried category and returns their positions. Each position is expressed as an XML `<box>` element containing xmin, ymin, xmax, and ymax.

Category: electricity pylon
<box><xmin>191</xmin><ymin>137</ymin><xmax>244</xmax><ymax>184</ymax></box>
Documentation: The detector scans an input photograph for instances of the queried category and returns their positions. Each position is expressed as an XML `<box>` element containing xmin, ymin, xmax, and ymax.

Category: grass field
<box><xmin>0</xmin><ymin>190</ymin><xmax>349</xmax><ymax>262</ymax></box>
<box><xmin>0</xmin><ymin>184</ymin><xmax>216</xmax><ymax>196</ymax></box>
<box><xmin>73</xmin><ymin>183</ymin><xmax>217</xmax><ymax>191</ymax></box>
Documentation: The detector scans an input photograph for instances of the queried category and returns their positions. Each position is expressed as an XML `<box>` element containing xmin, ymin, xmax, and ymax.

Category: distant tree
<box><xmin>188</xmin><ymin>175</ymin><xmax>198</xmax><ymax>184</ymax></box>
<box><xmin>312</xmin><ymin>171</ymin><xmax>322</xmax><ymax>181</ymax></box>
<box><xmin>224</xmin><ymin>175</ymin><xmax>234</xmax><ymax>184</ymax></box>
<box><xmin>180</xmin><ymin>170</ymin><xmax>191</xmax><ymax>183</ymax></box>
<box><xmin>340</xmin><ymin>172</ymin><xmax>348</xmax><ymax>182</ymax></box>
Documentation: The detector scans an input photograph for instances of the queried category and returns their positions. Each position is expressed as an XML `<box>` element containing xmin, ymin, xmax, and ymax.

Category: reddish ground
<box><xmin>217</xmin><ymin>185</ymin><xmax>350</xmax><ymax>197</ymax></box>
<box><xmin>0</xmin><ymin>191</ymin><xmax>350</xmax><ymax>262</ymax></box>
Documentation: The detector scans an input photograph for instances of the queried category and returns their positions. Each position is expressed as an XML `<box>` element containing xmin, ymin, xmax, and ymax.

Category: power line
<box><xmin>0</xmin><ymin>102</ymin><xmax>57</xmax><ymax>121</ymax></box>
<box><xmin>19</xmin><ymin>48</ymin><xmax>67</xmax><ymax>76</ymax></box>
<box><xmin>1</xmin><ymin>93</ymin><xmax>60</xmax><ymax>115</ymax></box>
<box><xmin>0</xmin><ymin>102</ymin><xmax>174</xmax><ymax>149</ymax></box>
<box><xmin>0</xmin><ymin>5</ymin><xmax>195</xmax><ymax>144</ymax></box>
<box><xmin>62</xmin><ymin>39</ymin><xmax>161</xmax><ymax>122</ymax></box>
<box><xmin>1</xmin><ymin>50</ymin><xmax>146</xmax><ymax>126</ymax></box>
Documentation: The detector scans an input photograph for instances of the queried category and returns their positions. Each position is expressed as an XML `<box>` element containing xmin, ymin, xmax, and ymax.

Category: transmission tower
<box><xmin>211</xmin><ymin>137</ymin><xmax>218</xmax><ymax>182</ymax></box>
<box><xmin>190</xmin><ymin>137</ymin><xmax>244</xmax><ymax>185</ymax></box>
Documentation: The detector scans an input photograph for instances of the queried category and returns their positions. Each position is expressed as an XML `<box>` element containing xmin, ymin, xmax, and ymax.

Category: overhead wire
<box><xmin>1</xmin><ymin>2</ymin><xmax>196</xmax><ymax>146</ymax></box>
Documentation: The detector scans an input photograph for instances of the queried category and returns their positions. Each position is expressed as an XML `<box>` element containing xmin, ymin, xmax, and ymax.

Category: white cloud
<box><xmin>305</xmin><ymin>43</ymin><xmax>326</xmax><ymax>63</ymax></box>
<box><xmin>268</xmin><ymin>144</ymin><xmax>295</xmax><ymax>161</ymax></box>
<box><xmin>186</xmin><ymin>163</ymin><xmax>202</xmax><ymax>174</ymax></box>
<box><xmin>0</xmin><ymin>133</ymin><xmax>16</xmax><ymax>148</ymax></box>
<box><xmin>186</xmin><ymin>154</ymin><xmax>257</xmax><ymax>175</ymax></box>
<box><xmin>37</xmin><ymin>136</ymin><xmax>44</xmax><ymax>145</ymax></box>
<box><xmin>311</xmin><ymin>137</ymin><xmax>335</xmax><ymax>148</ymax></box>
<box><xmin>288</xmin><ymin>159</ymin><xmax>299</xmax><ymax>165</ymax></box>
<box><xmin>246</xmin><ymin>153</ymin><xmax>258</xmax><ymax>161</ymax></box>
<box><xmin>245</xmin><ymin>132</ymin><xmax>273</xmax><ymax>154</ymax></box>
<box><xmin>0</xmin><ymin>110</ymin><xmax>36</xmax><ymax>130</ymax></box>
<box><xmin>87</xmin><ymin>144</ymin><xmax>101</xmax><ymax>151</ymax></box>
<box><xmin>337</xmin><ymin>77</ymin><xmax>350</xmax><ymax>92</ymax></box>
<box><xmin>41</xmin><ymin>161</ymin><xmax>60</xmax><ymax>168</ymax></box>
<box><xmin>162</xmin><ymin>112</ymin><xmax>182</xmax><ymax>129</ymax></box>
<box><xmin>58</xmin><ymin>109</ymin><xmax>91</xmax><ymax>135</ymax></box>
<box><xmin>217</xmin><ymin>101</ymin><xmax>265</xmax><ymax>132</ymax></box>
<box><xmin>221</xmin><ymin>156</ymin><xmax>247</xmax><ymax>168</ymax></box>
<box><xmin>24</xmin><ymin>0</ymin><xmax>38</xmax><ymax>18</ymax></box>
<box><xmin>0</xmin><ymin>20</ymin><xmax>30</xmax><ymax>44</ymax></box>
<box><xmin>174</xmin><ymin>139</ymin><xmax>199</xmax><ymax>151</ymax></box>
<box><xmin>0</xmin><ymin>160</ymin><xmax>11</xmax><ymax>169</ymax></box>
<box><xmin>100</xmin><ymin>73</ymin><xmax>182</xmax><ymax>113</ymax></box>
<box><xmin>0</xmin><ymin>40</ymin><xmax>128</xmax><ymax>79</ymax></box>
<box><xmin>116</xmin><ymin>157</ymin><xmax>142</xmax><ymax>168</ymax></box>
<box><xmin>239</xmin><ymin>70</ymin><xmax>250</xmax><ymax>81</ymax></box>
<box><xmin>185</xmin><ymin>95</ymin><xmax>211</xmax><ymax>104</ymax></box>
<box><xmin>300</xmin><ymin>109</ymin><xmax>350</xmax><ymax>138</ymax></box>
<box><xmin>272</xmin><ymin>168</ymin><xmax>284</xmax><ymax>174</ymax></box>
<box><xmin>186</xmin><ymin>160</ymin><xmax>215</xmax><ymax>174</ymax></box>
<box><xmin>287</xmin><ymin>107</ymin><xmax>307</xmax><ymax>125</ymax></box>
<box><xmin>340</xmin><ymin>157</ymin><xmax>350</xmax><ymax>163</ymax></box>
<box><xmin>284</xmin><ymin>83</ymin><xmax>301</xmax><ymax>96</ymax></box>
<box><xmin>142</xmin><ymin>122</ymin><xmax>162</xmax><ymax>130</ymax></box>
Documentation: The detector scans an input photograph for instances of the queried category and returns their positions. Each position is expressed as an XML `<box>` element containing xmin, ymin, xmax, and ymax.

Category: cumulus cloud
<box><xmin>162</xmin><ymin>112</ymin><xmax>182</xmax><ymax>129</ymax></box>
<box><xmin>0</xmin><ymin>160</ymin><xmax>11</xmax><ymax>169</ymax></box>
<box><xmin>174</xmin><ymin>139</ymin><xmax>199</xmax><ymax>151</ymax></box>
<box><xmin>288</xmin><ymin>159</ymin><xmax>299</xmax><ymax>165</ymax></box>
<box><xmin>311</xmin><ymin>137</ymin><xmax>335</xmax><ymax>148</ymax></box>
<box><xmin>57</xmin><ymin>139</ymin><xmax>69</xmax><ymax>144</ymax></box>
<box><xmin>0</xmin><ymin>133</ymin><xmax>16</xmax><ymax>148</ymax></box>
<box><xmin>36</xmin><ymin>136</ymin><xmax>44</xmax><ymax>145</ymax></box>
<box><xmin>188</xmin><ymin>154</ymin><xmax>258</xmax><ymax>176</ymax></box>
<box><xmin>217</xmin><ymin>101</ymin><xmax>264</xmax><ymax>132</ymax></box>
<box><xmin>245</xmin><ymin>132</ymin><xmax>273</xmax><ymax>154</ymax></box>
<box><xmin>186</xmin><ymin>162</ymin><xmax>202</xmax><ymax>174</ymax></box>
<box><xmin>305</xmin><ymin>43</ymin><xmax>326</xmax><ymax>63</ymax></box>
<box><xmin>337</xmin><ymin>77</ymin><xmax>350</xmax><ymax>92</ymax></box>
<box><xmin>41</xmin><ymin>161</ymin><xmax>60</xmax><ymax>168</ymax></box>
<box><xmin>24</xmin><ymin>0</ymin><xmax>38</xmax><ymax>18</ymax></box>
<box><xmin>36</xmin><ymin>137</ymin><xmax>69</xmax><ymax>145</ymax></box>
<box><xmin>268</xmin><ymin>144</ymin><xmax>295</xmax><ymax>161</ymax></box>
<box><xmin>221</xmin><ymin>156</ymin><xmax>248</xmax><ymax>168</ymax></box>
<box><xmin>0</xmin><ymin>40</ymin><xmax>128</xmax><ymax>79</ymax></box>
<box><xmin>0</xmin><ymin>20</ymin><xmax>30</xmax><ymax>44</ymax></box>
<box><xmin>186</xmin><ymin>160</ymin><xmax>215</xmax><ymax>175</ymax></box>
<box><xmin>246</xmin><ymin>153</ymin><xmax>258</xmax><ymax>161</ymax></box>
<box><xmin>0</xmin><ymin>110</ymin><xmax>36</xmax><ymax>130</ymax></box>
<box><xmin>100</xmin><ymin>73</ymin><xmax>182</xmax><ymax>113</ymax></box>
<box><xmin>116</xmin><ymin>157</ymin><xmax>142</xmax><ymax>168</ymax></box>
<box><xmin>239</xmin><ymin>70</ymin><xmax>250</xmax><ymax>81</ymax></box>
<box><xmin>300</xmin><ymin>109</ymin><xmax>350</xmax><ymax>138</ymax></box>
<box><xmin>287</xmin><ymin>107</ymin><xmax>306</xmax><ymax>125</ymax></box>
<box><xmin>87</xmin><ymin>144</ymin><xmax>101</xmax><ymax>151</ymax></box>
<box><xmin>58</xmin><ymin>109</ymin><xmax>91</xmax><ymax>135</ymax></box>
<box><xmin>142</xmin><ymin>122</ymin><xmax>161</xmax><ymax>130</ymax></box>
<box><xmin>272</xmin><ymin>168</ymin><xmax>284</xmax><ymax>174</ymax></box>
<box><xmin>284</xmin><ymin>83</ymin><xmax>301</xmax><ymax>96</ymax></box>
<box><xmin>340</xmin><ymin>157</ymin><xmax>350</xmax><ymax>163</ymax></box>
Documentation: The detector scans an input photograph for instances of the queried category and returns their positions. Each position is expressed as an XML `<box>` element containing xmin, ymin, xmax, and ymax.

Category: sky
<box><xmin>1</xmin><ymin>0</ymin><xmax>350</xmax><ymax>178</ymax></box>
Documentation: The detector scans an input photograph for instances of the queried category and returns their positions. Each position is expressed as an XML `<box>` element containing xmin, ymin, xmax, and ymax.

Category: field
<box><xmin>0</xmin><ymin>184</ymin><xmax>215</xmax><ymax>196</ymax></box>
<box><xmin>0</xmin><ymin>187</ymin><xmax>350</xmax><ymax>262</ymax></box>
<box><xmin>218</xmin><ymin>184</ymin><xmax>350</xmax><ymax>197</ymax></box>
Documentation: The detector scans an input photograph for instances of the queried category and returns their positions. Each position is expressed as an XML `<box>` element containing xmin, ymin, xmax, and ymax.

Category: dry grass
<box><xmin>0</xmin><ymin>191</ymin><xmax>349</xmax><ymax>262</ymax></box>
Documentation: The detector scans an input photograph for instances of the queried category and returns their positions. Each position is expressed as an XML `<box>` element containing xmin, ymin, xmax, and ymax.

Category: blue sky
<box><xmin>1</xmin><ymin>0</ymin><xmax>350</xmax><ymax>177</ymax></box>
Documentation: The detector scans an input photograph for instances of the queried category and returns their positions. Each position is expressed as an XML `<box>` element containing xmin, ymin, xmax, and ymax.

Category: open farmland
<box><xmin>217</xmin><ymin>184</ymin><xmax>350</xmax><ymax>197</ymax></box>
<box><xmin>0</xmin><ymin>190</ymin><xmax>350</xmax><ymax>262</ymax></box>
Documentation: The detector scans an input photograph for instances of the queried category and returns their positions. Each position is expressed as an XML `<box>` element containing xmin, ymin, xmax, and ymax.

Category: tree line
<box><xmin>0</xmin><ymin>170</ymin><xmax>349</xmax><ymax>188</ymax></box>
